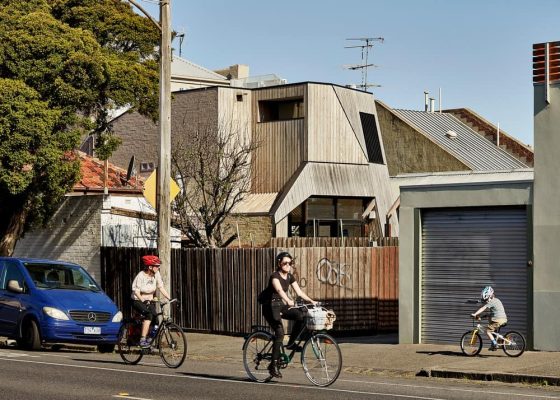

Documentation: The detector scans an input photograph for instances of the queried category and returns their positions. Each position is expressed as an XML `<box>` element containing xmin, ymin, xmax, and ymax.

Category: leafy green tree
<box><xmin>0</xmin><ymin>0</ymin><xmax>159</xmax><ymax>255</ymax></box>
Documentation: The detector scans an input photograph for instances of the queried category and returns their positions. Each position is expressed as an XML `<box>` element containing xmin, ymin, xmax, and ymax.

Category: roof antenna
<box><xmin>175</xmin><ymin>29</ymin><xmax>186</xmax><ymax>57</ymax></box>
<box><xmin>344</xmin><ymin>37</ymin><xmax>384</xmax><ymax>92</ymax></box>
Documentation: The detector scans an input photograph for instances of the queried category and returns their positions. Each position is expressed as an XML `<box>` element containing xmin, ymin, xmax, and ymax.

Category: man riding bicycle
<box><xmin>471</xmin><ymin>286</ymin><xmax>508</xmax><ymax>351</ymax></box>
<box><xmin>260</xmin><ymin>251</ymin><xmax>317</xmax><ymax>378</ymax></box>
<box><xmin>131</xmin><ymin>255</ymin><xmax>171</xmax><ymax>348</ymax></box>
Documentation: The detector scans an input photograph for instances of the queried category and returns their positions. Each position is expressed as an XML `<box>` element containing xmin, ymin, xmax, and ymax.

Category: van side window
<box><xmin>1</xmin><ymin>262</ymin><xmax>25</xmax><ymax>290</ymax></box>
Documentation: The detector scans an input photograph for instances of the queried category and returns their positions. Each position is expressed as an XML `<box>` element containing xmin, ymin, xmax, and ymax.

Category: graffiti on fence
<box><xmin>316</xmin><ymin>258</ymin><xmax>352</xmax><ymax>289</ymax></box>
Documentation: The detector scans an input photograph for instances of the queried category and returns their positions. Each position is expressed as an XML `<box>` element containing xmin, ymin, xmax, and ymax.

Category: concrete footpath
<box><xmin>186</xmin><ymin>332</ymin><xmax>560</xmax><ymax>386</ymax></box>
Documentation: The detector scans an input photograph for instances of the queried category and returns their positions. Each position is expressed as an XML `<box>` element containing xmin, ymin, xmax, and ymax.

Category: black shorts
<box><xmin>132</xmin><ymin>300</ymin><xmax>157</xmax><ymax>323</ymax></box>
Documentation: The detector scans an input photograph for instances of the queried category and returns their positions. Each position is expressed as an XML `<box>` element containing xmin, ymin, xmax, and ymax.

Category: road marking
<box><xmin>1</xmin><ymin>356</ymin><xmax>559</xmax><ymax>400</ymax></box>
<box><xmin>0</xmin><ymin>351</ymin><xmax>41</xmax><ymax>358</ymax></box>
<box><xmin>337</xmin><ymin>377</ymin><xmax>560</xmax><ymax>399</ymax></box>
<box><xmin>113</xmin><ymin>395</ymin><xmax>153</xmax><ymax>400</ymax></box>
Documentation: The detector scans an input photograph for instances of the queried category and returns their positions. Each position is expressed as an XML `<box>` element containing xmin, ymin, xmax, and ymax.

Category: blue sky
<box><xmin>138</xmin><ymin>0</ymin><xmax>560</xmax><ymax>146</ymax></box>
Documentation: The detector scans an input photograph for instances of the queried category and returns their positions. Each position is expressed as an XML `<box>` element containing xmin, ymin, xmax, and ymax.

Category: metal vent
<box><xmin>445</xmin><ymin>130</ymin><xmax>457</xmax><ymax>139</ymax></box>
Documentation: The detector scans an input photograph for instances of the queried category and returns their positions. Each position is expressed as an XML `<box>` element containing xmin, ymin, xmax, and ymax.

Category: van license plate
<box><xmin>84</xmin><ymin>327</ymin><xmax>101</xmax><ymax>334</ymax></box>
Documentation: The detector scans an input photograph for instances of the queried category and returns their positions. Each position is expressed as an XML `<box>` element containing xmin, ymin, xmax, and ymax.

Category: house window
<box><xmin>288</xmin><ymin>197</ymin><xmax>367</xmax><ymax>238</ymax></box>
<box><xmin>236</xmin><ymin>94</ymin><xmax>244</xmax><ymax>102</ymax></box>
<box><xmin>140</xmin><ymin>162</ymin><xmax>155</xmax><ymax>173</ymax></box>
<box><xmin>360</xmin><ymin>112</ymin><xmax>384</xmax><ymax>164</ymax></box>
<box><xmin>259</xmin><ymin>98</ymin><xmax>304</xmax><ymax>122</ymax></box>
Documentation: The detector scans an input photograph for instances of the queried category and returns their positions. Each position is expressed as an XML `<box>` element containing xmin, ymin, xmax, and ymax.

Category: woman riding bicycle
<box><xmin>260</xmin><ymin>251</ymin><xmax>317</xmax><ymax>378</ymax></box>
<box><xmin>131</xmin><ymin>255</ymin><xmax>171</xmax><ymax>348</ymax></box>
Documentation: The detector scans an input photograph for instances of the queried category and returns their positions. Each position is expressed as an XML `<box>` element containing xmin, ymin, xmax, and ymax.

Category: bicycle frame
<box><xmin>470</xmin><ymin>321</ymin><xmax>512</xmax><ymax>347</ymax></box>
<box><xmin>242</xmin><ymin>304</ymin><xmax>342</xmax><ymax>386</ymax></box>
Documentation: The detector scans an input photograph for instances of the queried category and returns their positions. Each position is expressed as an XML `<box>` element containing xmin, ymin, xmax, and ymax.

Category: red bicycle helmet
<box><xmin>142</xmin><ymin>255</ymin><xmax>161</xmax><ymax>267</ymax></box>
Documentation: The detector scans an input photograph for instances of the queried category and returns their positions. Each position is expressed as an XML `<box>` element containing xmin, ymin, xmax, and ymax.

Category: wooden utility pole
<box><xmin>158</xmin><ymin>0</ymin><xmax>172</xmax><ymax>295</ymax></box>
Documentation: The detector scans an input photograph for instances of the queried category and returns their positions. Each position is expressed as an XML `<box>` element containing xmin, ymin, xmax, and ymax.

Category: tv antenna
<box><xmin>344</xmin><ymin>37</ymin><xmax>384</xmax><ymax>92</ymax></box>
<box><xmin>175</xmin><ymin>29</ymin><xmax>186</xmax><ymax>57</ymax></box>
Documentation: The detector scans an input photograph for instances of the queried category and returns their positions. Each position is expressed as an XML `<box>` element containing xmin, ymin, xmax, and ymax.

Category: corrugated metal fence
<box><xmin>100</xmin><ymin>246</ymin><xmax>398</xmax><ymax>335</ymax></box>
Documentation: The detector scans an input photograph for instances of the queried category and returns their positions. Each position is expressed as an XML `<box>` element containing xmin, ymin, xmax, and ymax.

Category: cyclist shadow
<box><xmin>416</xmin><ymin>350</ymin><xmax>465</xmax><ymax>357</ymax></box>
<box><xmin>180</xmin><ymin>371</ymin><xmax>267</xmax><ymax>383</ymax></box>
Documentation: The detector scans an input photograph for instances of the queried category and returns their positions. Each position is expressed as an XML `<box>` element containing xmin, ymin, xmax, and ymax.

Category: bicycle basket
<box><xmin>305</xmin><ymin>308</ymin><xmax>336</xmax><ymax>330</ymax></box>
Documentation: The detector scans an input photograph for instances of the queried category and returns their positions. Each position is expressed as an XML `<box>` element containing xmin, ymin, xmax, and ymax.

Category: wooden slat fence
<box><xmin>101</xmin><ymin>246</ymin><xmax>398</xmax><ymax>335</ymax></box>
<box><xmin>270</xmin><ymin>237</ymin><xmax>399</xmax><ymax>247</ymax></box>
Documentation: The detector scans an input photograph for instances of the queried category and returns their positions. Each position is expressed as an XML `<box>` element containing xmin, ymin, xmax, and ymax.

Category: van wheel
<box><xmin>17</xmin><ymin>319</ymin><xmax>41</xmax><ymax>351</ymax></box>
<box><xmin>97</xmin><ymin>344</ymin><xmax>115</xmax><ymax>353</ymax></box>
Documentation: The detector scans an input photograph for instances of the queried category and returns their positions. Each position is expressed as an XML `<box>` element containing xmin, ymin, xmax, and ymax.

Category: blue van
<box><xmin>0</xmin><ymin>257</ymin><xmax>122</xmax><ymax>352</ymax></box>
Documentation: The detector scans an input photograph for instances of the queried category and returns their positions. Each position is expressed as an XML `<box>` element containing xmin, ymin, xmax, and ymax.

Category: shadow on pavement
<box><xmin>180</xmin><ymin>371</ymin><xmax>256</xmax><ymax>383</ymax></box>
<box><xmin>416</xmin><ymin>350</ymin><xmax>465</xmax><ymax>357</ymax></box>
<box><xmin>335</xmin><ymin>333</ymin><xmax>398</xmax><ymax>345</ymax></box>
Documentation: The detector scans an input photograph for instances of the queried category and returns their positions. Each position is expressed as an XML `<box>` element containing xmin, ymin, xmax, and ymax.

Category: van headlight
<box><xmin>112</xmin><ymin>311</ymin><xmax>123</xmax><ymax>323</ymax></box>
<box><xmin>43</xmin><ymin>307</ymin><xmax>70</xmax><ymax>321</ymax></box>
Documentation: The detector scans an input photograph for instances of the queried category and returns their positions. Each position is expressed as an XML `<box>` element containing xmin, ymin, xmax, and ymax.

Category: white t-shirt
<box><xmin>131</xmin><ymin>270</ymin><xmax>164</xmax><ymax>301</ymax></box>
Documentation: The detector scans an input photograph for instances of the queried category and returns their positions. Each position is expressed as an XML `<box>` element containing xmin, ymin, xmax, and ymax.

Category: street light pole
<box><xmin>158</xmin><ymin>0</ymin><xmax>172</xmax><ymax>296</ymax></box>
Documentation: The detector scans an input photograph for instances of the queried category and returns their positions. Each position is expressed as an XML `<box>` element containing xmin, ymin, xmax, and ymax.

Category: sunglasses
<box><xmin>280</xmin><ymin>261</ymin><xmax>294</xmax><ymax>266</ymax></box>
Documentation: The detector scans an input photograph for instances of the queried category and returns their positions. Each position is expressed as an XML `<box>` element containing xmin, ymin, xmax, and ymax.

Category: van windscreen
<box><xmin>23</xmin><ymin>263</ymin><xmax>100</xmax><ymax>291</ymax></box>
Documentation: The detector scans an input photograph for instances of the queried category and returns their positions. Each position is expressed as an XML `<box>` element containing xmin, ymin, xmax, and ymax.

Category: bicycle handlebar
<box><xmin>290</xmin><ymin>300</ymin><xmax>330</xmax><ymax>312</ymax></box>
<box><xmin>159</xmin><ymin>298</ymin><xmax>178</xmax><ymax>307</ymax></box>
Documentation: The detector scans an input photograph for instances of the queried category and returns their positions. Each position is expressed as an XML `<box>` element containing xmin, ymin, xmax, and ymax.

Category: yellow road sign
<box><xmin>143</xmin><ymin>169</ymin><xmax>181</xmax><ymax>210</ymax></box>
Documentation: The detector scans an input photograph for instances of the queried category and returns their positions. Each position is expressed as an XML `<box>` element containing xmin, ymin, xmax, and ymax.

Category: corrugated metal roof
<box><xmin>391</xmin><ymin>109</ymin><xmax>528</xmax><ymax>170</ymax></box>
<box><xmin>171</xmin><ymin>56</ymin><xmax>228</xmax><ymax>82</ymax></box>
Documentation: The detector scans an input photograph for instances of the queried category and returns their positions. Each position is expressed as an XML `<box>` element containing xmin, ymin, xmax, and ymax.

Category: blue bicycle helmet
<box><xmin>481</xmin><ymin>286</ymin><xmax>494</xmax><ymax>301</ymax></box>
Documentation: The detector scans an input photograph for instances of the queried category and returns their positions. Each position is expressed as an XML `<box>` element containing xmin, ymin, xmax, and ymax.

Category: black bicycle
<box><xmin>117</xmin><ymin>298</ymin><xmax>187</xmax><ymax>368</ymax></box>
<box><xmin>242</xmin><ymin>303</ymin><xmax>341</xmax><ymax>387</ymax></box>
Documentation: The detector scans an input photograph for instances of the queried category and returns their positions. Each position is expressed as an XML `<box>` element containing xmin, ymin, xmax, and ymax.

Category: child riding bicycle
<box><xmin>470</xmin><ymin>286</ymin><xmax>507</xmax><ymax>351</ymax></box>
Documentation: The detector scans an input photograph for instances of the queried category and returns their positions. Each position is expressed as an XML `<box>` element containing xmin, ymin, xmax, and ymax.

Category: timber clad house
<box><xmin>108</xmin><ymin>82</ymin><xmax>396</xmax><ymax>247</ymax></box>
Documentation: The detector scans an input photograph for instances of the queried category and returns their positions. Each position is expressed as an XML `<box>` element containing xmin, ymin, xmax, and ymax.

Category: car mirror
<box><xmin>7</xmin><ymin>280</ymin><xmax>24</xmax><ymax>294</ymax></box>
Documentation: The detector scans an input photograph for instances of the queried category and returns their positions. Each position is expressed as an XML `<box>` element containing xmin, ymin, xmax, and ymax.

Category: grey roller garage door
<box><xmin>421</xmin><ymin>207</ymin><xmax>528</xmax><ymax>344</ymax></box>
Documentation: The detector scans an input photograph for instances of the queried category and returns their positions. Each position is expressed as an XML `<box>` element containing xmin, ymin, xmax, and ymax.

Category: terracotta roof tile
<box><xmin>73</xmin><ymin>151</ymin><xmax>143</xmax><ymax>192</ymax></box>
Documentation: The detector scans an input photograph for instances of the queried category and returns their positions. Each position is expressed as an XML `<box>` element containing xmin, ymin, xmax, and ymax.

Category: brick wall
<box><xmin>223</xmin><ymin>215</ymin><xmax>273</xmax><ymax>248</ymax></box>
<box><xmin>109</xmin><ymin>88</ymin><xmax>220</xmax><ymax>177</ymax></box>
<box><xmin>13</xmin><ymin>196</ymin><xmax>103</xmax><ymax>280</ymax></box>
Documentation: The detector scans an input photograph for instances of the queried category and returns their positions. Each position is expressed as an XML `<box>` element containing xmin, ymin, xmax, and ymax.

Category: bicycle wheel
<box><xmin>460</xmin><ymin>330</ymin><xmax>483</xmax><ymax>356</ymax></box>
<box><xmin>158</xmin><ymin>323</ymin><xmax>187</xmax><ymax>368</ymax></box>
<box><xmin>301</xmin><ymin>333</ymin><xmax>342</xmax><ymax>387</ymax></box>
<box><xmin>117</xmin><ymin>321</ymin><xmax>143</xmax><ymax>365</ymax></box>
<box><xmin>502</xmin><ymin>331</ymin><xmax>526</xmax><ymax>357</ymax></box>
<box><xmin>242</xmin><ymin>331</ymin><xmax>274</xmax><ymax>383</ymax></box>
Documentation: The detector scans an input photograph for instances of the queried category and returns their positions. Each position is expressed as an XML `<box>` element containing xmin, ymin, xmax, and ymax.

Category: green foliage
<box><xmin>0</xmin><ymin>0</ymin><xmax>159</xmax><ymax>254</ymax></box>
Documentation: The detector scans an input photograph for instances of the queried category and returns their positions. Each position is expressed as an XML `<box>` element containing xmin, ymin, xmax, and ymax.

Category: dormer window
<box><xmin>140</xmin><ymin>162</ymin><xmax>155</xmax><ymax>173</ymax></box>
<box><xmin>259</xmin><ymin>98</ymin><xmax>304</xmax><ymax>122</ymax></box>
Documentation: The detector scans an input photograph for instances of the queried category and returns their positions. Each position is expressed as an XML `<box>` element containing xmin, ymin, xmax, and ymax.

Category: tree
<box><xmin>171</xmin><ymin>120</ymin><xmax>258</xmax><ymax>248</ymax></box>
<box><xmin>0</xmin><ymin>0</ymin><xmax>159</xmax><ymax>255</ymax></box>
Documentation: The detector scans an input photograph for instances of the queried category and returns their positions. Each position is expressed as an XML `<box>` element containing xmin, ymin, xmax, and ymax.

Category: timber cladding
<box><xmin>101</xmin><ymin>246</ymin><xmax>398</xmax><ymax>335</ymax></box>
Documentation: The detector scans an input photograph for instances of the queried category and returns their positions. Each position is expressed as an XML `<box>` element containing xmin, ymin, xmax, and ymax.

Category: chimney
<box><xmin>424</xmin><ymin>91</ymin><xmax>429</xmax><ymax>112</ymax></box>
<box><xmin>429</xmin><ymin>97</ymin><xmax>435</xmax><ymax>113</ymax></box>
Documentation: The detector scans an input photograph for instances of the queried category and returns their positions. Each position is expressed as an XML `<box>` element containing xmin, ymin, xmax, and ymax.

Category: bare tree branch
<box><xmin>171</xmin><ymin>117</ymin><xmax>258</xmax><ymax>248</ymax></box>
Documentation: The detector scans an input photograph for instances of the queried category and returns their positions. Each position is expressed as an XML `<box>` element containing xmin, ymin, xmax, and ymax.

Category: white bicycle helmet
<box><xmin>481</xmin><ymin>286</ymin><xmax>494</xmax><ymax>301</ymax></box>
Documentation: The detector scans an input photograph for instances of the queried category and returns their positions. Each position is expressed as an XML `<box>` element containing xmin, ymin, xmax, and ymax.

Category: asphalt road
<box><xmin>1</xmin><ymin>347</ymin><xmax>560</xmax><ymax>400</ymax></box>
